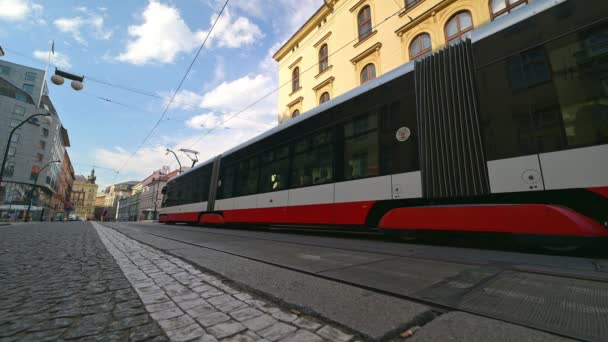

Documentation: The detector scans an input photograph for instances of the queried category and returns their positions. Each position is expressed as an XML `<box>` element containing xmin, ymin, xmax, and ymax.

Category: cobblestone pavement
<box><xmin>0</xmin><ymin>222</ymin><xmax>167</xmax><ymax>341</ymax></box>
<box><xmin>94</xmin><ymin>222</ymin><xmax>358</xmax><ymax>342</ymax></box>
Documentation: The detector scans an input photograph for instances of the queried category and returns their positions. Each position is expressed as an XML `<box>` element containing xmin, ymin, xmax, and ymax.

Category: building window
<box><xmin>319</xmin><ymin>44</ymin><xmax>329</xmax><ymax>73</ymax></box>
<box><xmin>22</xmin><ymin>84</ymin><xmax>34</xmax><ymax>94</ymax></box>
<box><xmin>15</xmin><ymin>92</ymin><xmax>28</xmax><ymax>102</ymax></box>
<box><xmin>292</xmin><ymin>109</ymin><xmax>300</xmax><ymax>118</ymax></box>
<box><xmin>360</xmin><ymin>63</ymin><xmax>376</xmax><ymax>84</ymax></box>
<box><xmin>11</xmin><ymin>133</ymin><xmax>20</xmax><ymax>143</ymax></box>
<box><xmin>0</xmin><ymin>65</ymin><xmax>10</xmax><ymax>75</ymax></box>
<box><xmin>8</xmin><ymin>147</ymin><xmax>16</xmax><ymax>157</ymax></box>
<box><xmin>292</xmin><ymin>67</ymin><xmax>300</xmax><ymax>92</ymax></box>
<box><xmin>320</xmin><ymin>92</ymin><xmax>330</xmax><ymax>104</ymax></box>
<box><xmin>4</xmin><ymin>161</ymin><xmax>15</xmax><ymax>177</ymax></box>
<box><xmin>13</xmin><ymin>104</ymin><xmax>26</xmax><ymax>116</ymax></box>
<box><xmin>409</xmin><ymin>33</ymin><xmax>432</xmax><ymax>60</ymax></box>
<box><xmin>358</xmin><ymin>6</ymin><xmax>372</xmax><ymax>40</ymax></box>
<box><xmin>42</xmin><ymin>128</ymin><xmax>49</xmax><ymax>137</ymax></box>
<box><xmin>25</xmin><ymin>72</ymin><xmax>36</xmax><ymax>82</ymax></box>
<box><xmin>36</xmin><ymin>153</ymin><xmax>44</xmax><ymax>162</ymax></box>
<box><xmin>10</xmin><ymin>119</ymin><xmax>20</xmax><ymax>128</ymax></box>
<box><xmin>445</xmin><ymin>11</ymin><xmax>474</xmax><ymax>44</ymax></box>
<box><xmin>405</xmin><ymin>0</ymin><xmax>421</xmax><ymax>9</ymax></box>
<box><xmin>39</xmin><ymin>140</ymin><xmax>46</xmax><ymax>150</ymax></box>
<box><xmin>491</xmin><ymin>0</ymin><xmax>527</xmax><ymax>20</ymax></box>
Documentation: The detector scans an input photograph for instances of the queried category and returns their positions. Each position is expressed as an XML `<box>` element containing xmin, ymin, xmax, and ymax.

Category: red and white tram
<box><xmin>159</xmin><ymin>0</ymin><xmax>608</xmax><ymax>243</ymax></box>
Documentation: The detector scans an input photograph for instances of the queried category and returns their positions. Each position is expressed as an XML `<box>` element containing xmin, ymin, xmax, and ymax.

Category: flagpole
<box><xmin>36</xmin><ymin>40</ymin><xmax>53</xmax><ymax>109</ymax></box>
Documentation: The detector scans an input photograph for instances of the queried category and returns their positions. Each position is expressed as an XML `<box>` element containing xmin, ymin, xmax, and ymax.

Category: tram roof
<box><xmin>169</xmin><ymin>0</ymin><xmax>565</xmax><ymax>183</ymax></box>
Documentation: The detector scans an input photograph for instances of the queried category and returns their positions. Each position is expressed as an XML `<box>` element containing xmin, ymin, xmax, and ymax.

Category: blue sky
<box><xmin>0</xmin><ymin>0</ymin><xmax>322</xmax><ymax>189</ymax></box>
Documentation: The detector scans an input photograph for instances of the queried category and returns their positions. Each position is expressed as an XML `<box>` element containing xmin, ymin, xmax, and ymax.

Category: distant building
<box><xmin>138</xmin><ymin>168</ymin><xmax>179</xmax><ymax>220</ymax></box>
<box><xmin>103</xmin><ymin>181</ymin><xmax>139</xmax><ymax>220</ymax></box>
<box><xmin>0</xmin><ymin>60</ymin><xmax>70</xmax><ymax>220</ymax></box>
<box><xmin>71</xmin><ymin>169</ymin><xmax>98</xmax><ymax>220</ymax></box>
<box><xmin>51</xmin><ymin>150</ymin><xmax>75</xmax><ymax>221</ymax></box>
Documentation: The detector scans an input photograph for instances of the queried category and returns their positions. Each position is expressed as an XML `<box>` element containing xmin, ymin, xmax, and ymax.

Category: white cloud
<box><xmin>33</xmin><ymin>50</ymin><xmax>72</xmax><ymax>69</ymax></box>
<box><xmin>117</xmin><ymin>1</ymin><xmax>262</xmax><ymax>65</ymax></box>
<box><xmin>0</xmin><ymin>0</ymin><xmax>42</xmax><ymax>21</ymax></box>
<box><xmin>54</xmin><ymin>10</ymin><xmax>113</xmax><ymax>45</ymax></box>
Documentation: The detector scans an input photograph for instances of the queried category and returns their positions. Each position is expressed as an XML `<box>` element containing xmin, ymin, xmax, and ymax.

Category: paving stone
<box><xmin>208</xmin><ymin>295</ymin><xmax>233</xmax><ymax>307</ymax></box>
<box><xmin>107</xmin><ymin>314</ymin><xmax>150</xmax><ymax>331</ymax></box>
<box><xmin>317</xmin><ymin>325</ymin><xmax>353</xmax><ymax>342</ymax></box>
<box><xmin>230</xmin><ymin>307</ymin><xmax>263</xmax><ymax>321</ymax></box>
<box><xmin>27</xmin><ymin>317</ymin><xmax>74</xmax><ymax>332</ymax></box>
<box><xmin>192</xmin><ymin>285</ymin><xmax>215</xmax><ymax>293</ymax></box>
<box><xmin>241</xmin><ymin>314</ymin><xmax>277</xmax><ymax>332</ymax></box>
<box><xmin>166</xmin><ymin>323</ymin><xmax>206</xmax><ymax>342</ymax></box>
<box><xmin>258</xmin><ymin>322</ymin><xmax>298</xmax><ymax>341</ymax></box>
<box><xmin>217</xmin><ymin>300</ymin><xmax>249</xmax><ymax>313</ymax></box>
<box><xmin>292</xmin><ymin>317</ymin><xmax>322</xmax><ymax>331</ymax></box>
<box><xmin>200</xmin><ymin>289</ymin><xmax>225</xmax><ymax>299</ymax></box>
<box><xmin>63</xmin><ymin>313</ymin><xmax>111</xmax><ymax>339</ymax></box>
<box><xmin>233</xmin><ymin>293</ymin><xmax>253</xmax><ymax>301</ymax></box>
<box><xmin>146</xmin><ymin>301</ymin><xmax>177</xmax><ymax>313</ymax></box>
<box><xmin>278</xmin><ymin>329</ymin><xmax>323</xmax><ymax>342</ymax></box>
<box><xmin>171</xmin><ymin>292</ymin><xmax>200</xmax><ymax>303</ymax></box>
<box><xmin>140</xmin><ymin>292</ymin><xmax>171</xmax><ymax>305</ymax></box>
<box><xmin>196</xmin><ymin>312</ymin><xmax>231</xmax><ymax>327</ymax></box>
<box><xmin>113</xmin><ymin>305</ymin><xmax>147</xmax><ymax>319</ymax></box>
<box><xmin>177</xmin><ymin>298</ymin><xmax>208</xmax><ymax>311</ymax></box>
<box><xmin>271</xmin><ymin>311</ymin><xmax>298</xmax><ymax>323</ymax></box>
<box><xmin>157</xmin><ymin>314</ymin><xmax>196</xmax><ymax>331</ymax></box>
<box><xmin>129</xmin><ymin>322</ymin><xmax>165</xmax><ymax>341</ymax></box>
<box><xmin>222</xmin><ymin>333</ymin><xmax>257</xmax><ymax>342</ymax></box>
<box><xmin>186</xmin><ymin>303</ymin><xmax>217</xmax><ymax>318</ymax></box>
<box><xmin>208</xmin><ymin>320</ymin><xmax>247</xmax><ymax>339</ymax></box>
<box><xmin>150</xmin><ymin>307</ymin><xmax>184</xmax><ymax>321</ymax></box>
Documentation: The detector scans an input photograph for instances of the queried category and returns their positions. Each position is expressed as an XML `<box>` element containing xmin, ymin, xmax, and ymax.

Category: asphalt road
<box><xmin>108</xmin><ymin>221</ymin><xmax>608</xmax><ymax>341</ymax></box>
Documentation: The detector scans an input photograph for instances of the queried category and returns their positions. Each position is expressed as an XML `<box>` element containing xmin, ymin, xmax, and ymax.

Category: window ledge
<box><xmin>289</xmin><ymin>87</ymin><xmax>302</xmax><ymax>96</ymax></box>
<box><xmin>353</xmin><ymin>30</ymin><xmax>378</xmax><ymax>48</ymax></box>
<box><xmin>315</xmin><ymin>65</ymin><xmax>333</xmax><ymax>79</ymax></box>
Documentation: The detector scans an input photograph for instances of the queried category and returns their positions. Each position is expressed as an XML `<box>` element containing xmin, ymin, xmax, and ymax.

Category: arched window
<box><xmin>360</xmin><ymin>63</ymin><xmax>376</xmax><ymax>84</ymax></box>
<box><xmin>490</xmin><ymin>0</ymin><xmax>528</xmax><ymax>20</ymax></box>
<box><xmin>357</xmin><ymin>6</ymin><xmax>372</xmax><ymax>40</ymax></box>
<box><xmin>320</xmin><ymin>92</ymin><xmax>330</xmax><ymax>104</ymax></box>
<box><xmin>405</xmin><ymin>0</ymin><xmax>421</xmax><ymax>9</ymax></box>
<box><xmin>319</xmin><ymin>44</ymin><xmax>329</xmax><ymax>73</ymax></box>
<box><xmin>409</xmin><ymin>33</ymin><xmax>432</xmax><ymax>60</ymax></box>
<box><xmin>292</xmin><ymin>109</ymin><xmax>300</xmax><ymax>118</ymax></box>
<box><xmin>445</xmin><ymin>11</ymin><xmax>474</xmax><ymax>44</ymax></box>
<box><xmin>292</xmin><ymin>67</ymin><xmax>300</xmax><ymax>92</ymax></box>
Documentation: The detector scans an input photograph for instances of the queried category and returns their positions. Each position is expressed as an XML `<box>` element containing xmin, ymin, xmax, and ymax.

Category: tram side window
<box><xmin>344</xmin><ymin>113</ymin><xmax>379</xmax><ymax>180</ymax></box>
<box><xmin>192</xmin><ymin>166</ymin><xmax>211</xmax><ymax>202</ymax></box>
<box><xmin>291</xmin><ymin>130</ymin><xmax>334</xmax><ymax>188</ymax></box>
<box><xmin>236</xmin><ymin>157</ymin><xmax>260</xmax><ymax>196</ymax></box>
<box><xmin>259</xmin><ymin>146</ymin><xmax>290</xmax><ymax>193</ymax></box>
<box><xmin>529</xmin><ymin>23</ymin><xmax>608</xmax><ymax>151</ymax></box>
<box><xmin>218</xmin><ymin>166</ymin><xmax>236</xmax><ymax>199</ymax></box>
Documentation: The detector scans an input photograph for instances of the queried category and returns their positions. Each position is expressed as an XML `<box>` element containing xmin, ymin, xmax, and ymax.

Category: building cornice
<box><xmin>313</xmin><ymin>76</ymin><xmax>335</xmax><ymax>91</ymax></box>
<box><xmin>350</xmin><ymin>42</ymin><xmax>382</xmax><ymax>65</ymax></box>
<box><xmin>313</xmin><ymin>31</ymin><xmax>332</xmax><ymax>48</ymax></box>
<box><xmin>288</xmin><ymin>57</ymin><xmax>302</xmax><ymax>69</ymax></box>
<box><xmin>287</xmin><ymin>96</ymin><xmax>304</xmax><ymax>108</ymax></box>
<box><xmin>273</xmin><ymin>0</ymin><xmax>338</xmax><ymax>62</ymax></box>
<box><xmin>395</xmin><ymin>0</ymin><xmax>458</xmax><ymax>37</ymax></box>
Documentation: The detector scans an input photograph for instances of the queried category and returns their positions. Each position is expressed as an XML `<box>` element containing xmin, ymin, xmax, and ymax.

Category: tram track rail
<box><xmin>104</xmin><ymin>222</ymin><xmax>608</xmax><ymax>341</ymax></box>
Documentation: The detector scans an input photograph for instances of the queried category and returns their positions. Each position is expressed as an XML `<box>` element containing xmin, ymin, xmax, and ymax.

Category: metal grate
<box><xmin>414</xmin><ymin>40</ymin><xmax>490</xmax><ymax>199</ymax></box>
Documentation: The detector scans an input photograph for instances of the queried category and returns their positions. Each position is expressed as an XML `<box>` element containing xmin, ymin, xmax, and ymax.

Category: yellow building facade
<box><xmin>71</xmin><ymin>173</ymin><xmax>98</xmax><ymax>220</ymax></box>
<box><xmin>273</xmin><ymin>0</ymin><xmax>532</xmax><ymax>123</ymax></box>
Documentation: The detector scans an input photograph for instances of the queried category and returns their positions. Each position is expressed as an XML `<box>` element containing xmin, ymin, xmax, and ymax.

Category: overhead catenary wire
<box><xmin>117</xmin><ymin>0</ymin><xmax>231</xmax><ymax>173</ymax></box>
<box><xmin>187</xmin><ymin>4</ymin><xmax>407</xmax><ymax>149</ymax></box>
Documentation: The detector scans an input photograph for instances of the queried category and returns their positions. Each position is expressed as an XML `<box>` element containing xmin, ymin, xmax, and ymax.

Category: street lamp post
<box><xmin>166</xmin><ymin>149</ymin><xmax>182</xmax><ymax>174</ymax></box>
<box><xmin>0</xmin><ymin>113</ymin><xmax>52</xmax><ymax>185</ymax></box>
<box><xmin>25</xmin><ymin>160</ymin><xmax>60</xmax><ymax>221</ymax></box>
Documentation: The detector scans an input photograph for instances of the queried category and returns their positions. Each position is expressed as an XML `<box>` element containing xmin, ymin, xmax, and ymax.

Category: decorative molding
<box><xmin>288</xmin><ymin>57</ymin><xmax>302</xmax><ymax>70</ymax></box>
<box><xmin>313</xmin><ymin>76</ymin><xmax>335</xmax><ymax>91</ymax></box>
<box><xmin>287</xmin><ymin>96</ymin><xmax>304</xmax><ymax>108</ymax></box>
<box><xmin>350</xmin><ymin>42</ymin><xmax>382</xmax><ymax>65</ymax></box>
<box><xmin>314</xmin><ymin>65</ymin><xmax>333</xmax><ymax>79</ymax></box>
<box><xmin>399</xmin><ymin>0</ymin><xmax>425</xmax><ymax>18</ymax></box>
<box><xmin>353</xmin><ymin>30</ymin><xmax>378</xmax><ymax>48</ymax></box>
<box><xmin>395</xmin><ymin>0</ymin><xmax>458</xmax><ymax>36</ymax></box>
<box><xmin>313</xmin><ymin>31</ymin><xmax>332</xmax><ymax>48</ymax></box>
<box><xmin>349</xmin><ymin>0</ymin><xmax>366</xmax><ymax>13</ymax></box>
